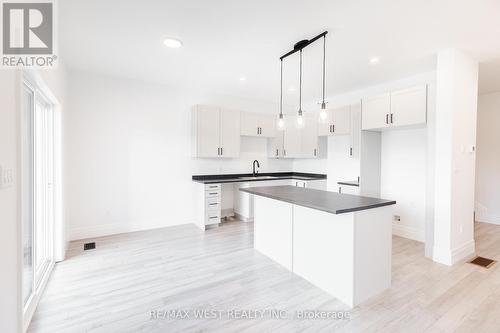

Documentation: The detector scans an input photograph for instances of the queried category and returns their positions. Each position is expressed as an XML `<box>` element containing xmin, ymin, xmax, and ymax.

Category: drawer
<box><xmin>206</xmin><ymin>197</ymin><xmax>221</xmax><ymax>210</ymax></box>
<box><xmin>205</xmin><ymin>189</ymin><xmax>221</xmax><ymax>198</ymax></box>
<box><xmin>206</xmin><ymin>212</ymin><xmax>221</xmax><ymax>225</ymax></box>
<box><xmin>205</xmin><ymin>184</ymin><xmax>221</xmax><ymax>191</ymax></box>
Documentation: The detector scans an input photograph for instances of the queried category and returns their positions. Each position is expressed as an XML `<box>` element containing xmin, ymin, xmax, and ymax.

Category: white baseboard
<box><xmin>68</xmin><ymin>221</ymin><xmax>189</xmax><ymax>241</ymax></box>
<box><xmin>433</xmin><ymin>239</ymin><xmax>476</xmax><ymax>266</ymax></box>
<box><xmin>476</xmin><ymin>212</ymin><xmax>500</xmax><ymax>225</ymax></box>
<box><xmin>392</xmin><ymin>223</ymin><xmax>425</xmax><ymax>242</ymax></box>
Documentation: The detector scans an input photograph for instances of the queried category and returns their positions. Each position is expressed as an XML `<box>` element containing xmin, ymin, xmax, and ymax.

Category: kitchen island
<box><xmin>240</xmin><ymin>185</ymin><xmax>396</xmax><ymax>308</ymax></box>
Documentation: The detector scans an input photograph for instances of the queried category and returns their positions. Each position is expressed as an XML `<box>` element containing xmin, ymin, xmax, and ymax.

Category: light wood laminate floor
<box><xmin>29</xmin><ymin>221</ymin><xmax>500</xmax><ymax>333</ymax></box>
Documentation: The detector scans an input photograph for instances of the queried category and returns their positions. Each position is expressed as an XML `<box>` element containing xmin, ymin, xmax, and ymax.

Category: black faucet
<box><xmin>252</xmin><ymin>160</ymin><xmax>260</xmax><ymax>177</ymax></box>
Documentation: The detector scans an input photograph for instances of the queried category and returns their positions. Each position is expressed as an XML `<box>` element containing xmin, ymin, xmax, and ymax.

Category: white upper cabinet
<box><xmin>220</xmin><ymin>109</ymin><xmax>241</xmax><ymax>158</ymax></box>
<box><xmin>258</xmin><ymin>114</ymin><xmax>276</xmax><ymax>137</ymax></box>
<box><xmin>390</xmin><ymin>85</ymin><xmax>427</xmax><ymax>127</ymax></box>
<box><xmin>318</xmin><ymin>106</ymin><xmax>351</xmax><ymax>136</ymax></box>
<box><xmin>361</xmin><ymin>85</ymin><xmax>427</xmax><ymax>130</ymax></box>
<box><xmin>349</xmin><ymin>103</ymin><xmax>361</xmax><ymax>159</ymax></box>
<box><xmin>240</xmin><ymin>112</ymin><xmax>276</xmax><ymax>137</ymax></box>
<box><xmin>268</xmin><ymin>131</ymin><xmax>284</xmax><ymax>158</ymax></box>
<box><xmin>193</xmin><ymin>106</ymin><xmax>220</xmax><ymax>158</ymax></box>
<box><xmin>240</xmin><ymin>112</ymin><xmax>259</xmax><ymax>136</ymax></box>
<box><xmin>282</xmin><ymin>116</ymin><xmax>302</xmax><ymax>158</ymax></box>
<box><xmin>361</xmin><ymin>93</ymin><xmax>391</xmax><ymax>130</ymax></box>
<box><xmin>300</xmin><ymin>114</ymin><xmax>319</xmax><ymax>158</ymax></box>
<box><xmin>192</xmin><ymin>105</ymin><xmax>240</xmax><ymax>158</ymax></box>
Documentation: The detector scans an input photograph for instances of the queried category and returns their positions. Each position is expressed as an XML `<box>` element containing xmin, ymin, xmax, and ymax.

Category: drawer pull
<box><xmin>209</xmin><ymin>192</ymin><xmax>218</xmax><ymax>195</ymax></box>
<box><xmin>209</xmin><ymin>216</ymin><xmax>219</xmax><ymax>219</ymax></box>
<box><xmin>208</xmin><ymin>203</ymin><xmax>218</xmax><ymax>206</ymax></box>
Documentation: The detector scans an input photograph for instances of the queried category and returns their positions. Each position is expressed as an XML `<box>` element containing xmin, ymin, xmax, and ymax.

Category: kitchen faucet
<box><xmin>252</xmin><ymin>160</ymin><xmax>260</xmax><ymax>177</ymax></box>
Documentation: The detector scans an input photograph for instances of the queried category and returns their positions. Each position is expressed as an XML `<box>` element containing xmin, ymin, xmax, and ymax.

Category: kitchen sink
<box><xmin>237</xmin><ymin>176</ymin><xmax>278</xmax><ymax>180</ymax></box>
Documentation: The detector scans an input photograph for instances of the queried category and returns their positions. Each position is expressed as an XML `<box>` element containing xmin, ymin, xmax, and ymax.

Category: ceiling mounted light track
<box><xmin>277</xmin><ymin>31</ymin><xmax>328</xmax><ymax>130</ymax></box>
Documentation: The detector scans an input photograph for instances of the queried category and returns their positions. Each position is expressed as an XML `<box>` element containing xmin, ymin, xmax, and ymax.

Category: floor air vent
<box><xmin>84</xmin><ymin>242</ymin><xmax>96</xmax><ymax>250</ymax></box>
<box><xmin>469</xmin><ymin>256</ymin><xmax>496</xmax><ymax>268</ymax></box>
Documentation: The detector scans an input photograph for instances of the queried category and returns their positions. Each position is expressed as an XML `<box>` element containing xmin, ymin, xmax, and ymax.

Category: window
<box><xmin>22</xmin><ymin>80</ymin><xmax>55</xmax><ymax>320</ymax></box>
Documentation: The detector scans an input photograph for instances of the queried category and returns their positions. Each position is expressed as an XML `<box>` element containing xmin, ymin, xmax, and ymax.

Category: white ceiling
<box><xmin>59</xmin><ymin>0</ymin><xmax>500</xmax><ymax>104</ymax></box>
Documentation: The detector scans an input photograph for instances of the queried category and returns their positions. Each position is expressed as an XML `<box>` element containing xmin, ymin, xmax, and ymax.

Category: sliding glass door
<box><xmin>22</xmin><ymin>80</ymin><xmax>55</xmax><ymax>313</ymax></box>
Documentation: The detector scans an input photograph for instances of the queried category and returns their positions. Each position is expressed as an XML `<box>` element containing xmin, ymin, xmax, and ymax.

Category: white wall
<box><xmin>0</xmin><ymin>71</ymin><xmax>22</xmax><ymax>333</ymax></box>
<box><xmin>65</xmin><ymin>70</ymin><xmax>292</xmax><ymax>241</ymax></box>
<box><xmin>475</xmin><ymin>91</ymin><xmax>500</xmax><ymax>225</ymax></box>
<box><xmin>381</xmin><ymin>129</ymin><xmax>427</xmax><ymax>241</ymax></box>
<box><xmin>433</xmin><ymin>49</ymin><xmax>478</xmax><ymax>265</ymax></box>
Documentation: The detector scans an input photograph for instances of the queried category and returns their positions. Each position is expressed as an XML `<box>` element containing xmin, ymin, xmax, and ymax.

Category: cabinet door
<box><xmin>196</xmin><ymin>106</ymin><xmax>220</xmax><ymax>158</ymax></box>
<box><xmin>268</xmin><ymin>131</ymin><xmax>284</xmax><ymax>158</ymax></box>
<box><xmin>332</xmin><ymin>106</ymin><xmax>351</xmax><ymax>135</ymax></box>
<box><xmin>300</xmin><ymin>115</ymin><xmax>318</xmax><ymax>158</ymax></box>
<box><xmin>390</xmin><ymin>85</ymin><xmax>427</xmax><ymax>127</ymax></box>
<box><xmin>240</xmin><ymin>112</ymin><xmax>259</xmax><ymax>136</ymax></box>
<box><xmin>349</xmin><ymin>104</ymin><xmax>361</xmax><ymax>159</ymax></box>
<box><xmin>318</xmin><ymin>110</ymin><xmax>333</xmax><ymax>136</ymax></box>
<box><xmin>283</xmin><ymin>116</ymin><xmax>301</xmax><ymax>158</ymax></box>
<box><xmin>220</xmin><ymin>109</ymin><xmax>240</xmax><ymax>158</ymax></box>
<box><xmin>361</xmin><ymin>93</ymin><xmax>390</xmax><ymax>130</ymax></box>
<box><xmin>258</xmin><ymin>114</ymin><xmax>276</xmax><ymax>137</ymax></box>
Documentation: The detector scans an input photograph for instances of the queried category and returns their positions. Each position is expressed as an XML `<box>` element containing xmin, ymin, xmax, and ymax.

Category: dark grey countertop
<box><xmin>192</xmin><ymin>172</ymin><xmax>326</xmax><ymax>184</ymax></box>
<box><xmin>240</xmin><ymin>185</ymin><xmax>395</xmax><ymax>214</ymax></box>
<box><xmin>338</xmin><ymin>180</ymin><xmax>360</xmax><ymax>187</ymax></box>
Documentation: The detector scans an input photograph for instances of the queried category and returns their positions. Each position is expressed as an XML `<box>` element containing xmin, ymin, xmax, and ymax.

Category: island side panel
<box><xmin>292</xmin><ymin>205</ymin><xmax>356</xmax><ymax>308</ymax></box>
<box><xmin>254</xmin><ymin>196</ymin><xmax>293</xmax><ymax>270</ymax></box>
<box><xmin>353</xmin><ymin>206</ymin><xmax>392</xmax><ymax>306</ymax></box>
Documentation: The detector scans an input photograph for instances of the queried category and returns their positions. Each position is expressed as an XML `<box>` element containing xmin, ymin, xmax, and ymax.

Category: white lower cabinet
<box><xmin>338</xmin><ymin>185</ymin><xmax>360</xmax><ymax>195</ymax></box>
<box><xmin>194</xmin><ymin>183</ymin><xmax>222</xmax><ymax>229</ymax></box>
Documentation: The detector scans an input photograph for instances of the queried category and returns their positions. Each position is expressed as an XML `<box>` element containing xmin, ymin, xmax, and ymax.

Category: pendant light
<box><xmin>319</xmin><ymin>35</ymin><xmax>328</xmax><ymax>122</ymax></box>
<box><xmin>277</xmin><ymin>31</ymin><xmax>328</xmax><ymax>131</ymax></box>
<box><xmin>296</xmin><ymin>49</ymin><xmax>305</xmax><ymax>129</ymax></box>
<box><xmin>277</xmin><ymin>59</ymin><xmax>285</xmax><ymax>131</ymax></box>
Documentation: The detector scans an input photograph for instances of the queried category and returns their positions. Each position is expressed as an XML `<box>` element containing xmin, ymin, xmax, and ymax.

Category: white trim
<box><xmin>392</xmin><ymin>223</ymin><xmax>425</xmax><ymax>242</ymax></box>
<box><xmin>68</xmin><ymin>222</ymin><xmax>194</xmax><ymax>241</ymax></box>
<box><xmin>432</xmin><ymin>239</ymin><xmax>476</xmax><ymax>266</ymax></box>
<box><xmin>475</xmin><ymin>212</ymin><xmax>500</xmax><ymax>225</ymax></box>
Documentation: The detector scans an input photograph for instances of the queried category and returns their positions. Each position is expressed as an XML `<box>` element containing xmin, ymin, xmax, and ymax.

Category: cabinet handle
<box><xmin>314</xmin><ymin>148</ymin><xmax>317</xmax><ymax>156</ymax></box>
<box><xmin>276</xmin><ymin>149</ymin><xmax>279</xmax><ymax>156</ymax></box>
<box><xmin>208</xmin><ymin>203</ymin><xmax>218</xmax><ymax>206</ymax></box>
<box><xmin>296</xmin><ymin>181</ymin><xmax>298</xmax><ymax>186</ymax></box>
<box><xmin>209</xmin><ymin>216</ymin><xmax>218</xmax><ymax>219</ymax></box>
<box><xmin>339</xmin><ymin>187</ymin><xmax>342</xmax><ymax>193</ymax></box>
<box><xmin>329</xmin><ymin>125</ymin><xmax>332</xmax><ymax>133</ymax></box>
<box><xmin>217</xmin><ymin>148</ymin><xmax>220</xmax><ymax>155</ymax></box>
<box><xmin>332</xmin><ymin>124</ymin><xmax>335</xmax><ymax>133</ymax></box>
<box><xmin>209</xmin><ymin>185</ymin><xmax>218</xmax><ymax>188</ymax></box>
<box><xmin>303</xmin><ymin>183</ymin><xmax>306</xmax><ymax>188</ymax></box>
<box><xmin>390</xmin><ymin>113</ymin><xmax>393</xmax><ymax>124</ymax></box>
<box><xmin>220</xmin><ymin>147</ymin><xmax>223</xmax><ymax>155</ymax></box>
<box><xmin>386</xmin><ymin>114</ymin><xmax>389</xmax><ymax>124</ymax></box>
<box><xmin>209</xmin><ymin>192</ymin><xmax>218</xmax><ymax>195</ymax></box>
<box><xmin>350</xmin><ymin>147</ymin><xmax>353</xmax><ymax>156</ymax></box>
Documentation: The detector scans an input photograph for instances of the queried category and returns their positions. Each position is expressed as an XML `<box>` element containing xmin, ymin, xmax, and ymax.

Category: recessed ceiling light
<box><xmin>288</xmin><ymin>86</ymin><xmax>296</xmax><ymax>92</ymax></box>
<box><xmin>163</xmin><ymin>38</ymin><xmax>183</xmax><ymax>48</ymax></box>
<box><xmin>369</xmin><ymin>57</ymin><xmax>380</xmax><ymax>64</ymax></box>
<box><xmin>239</xmin><ymin>77</ymin><xmax>246</xmax><ymax>82</ymax></box>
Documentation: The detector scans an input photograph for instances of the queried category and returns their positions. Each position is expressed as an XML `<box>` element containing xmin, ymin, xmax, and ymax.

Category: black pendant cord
<box><xmin>322</xmin><ymin>35</ymin><xmax>326</xmax><ymax>106</ymax></box>
<box><xmin>299</xmin><ymin>49</ymin><xmax>303</xmax><ymax>113</ymax></box>
<box><xmin>280</xmin><ymin>59</ymin><xmax>283</xmax><ymax>117</ymax></box>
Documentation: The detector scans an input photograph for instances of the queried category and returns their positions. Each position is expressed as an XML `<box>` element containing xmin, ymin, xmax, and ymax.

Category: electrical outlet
<box><xmin>393</xmin><ymin>215</ymin><xmax>401</xmax><ymax>223</ymax></box>
<box><xmin>0</xmin><ymin>165</ymin><xmax>14</xmax><ymax>189</ymax></box>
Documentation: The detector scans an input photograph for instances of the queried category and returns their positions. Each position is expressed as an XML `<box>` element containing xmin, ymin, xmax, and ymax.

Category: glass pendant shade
<box><xmin>277</xmin><ymin>114</ymin><xmax>285</xmax><ymax>131</ymax></box>
<box><xmin>296</xmin><ymin>110</ymin><xmax>305</xmax><ymax>129</ymax></box>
